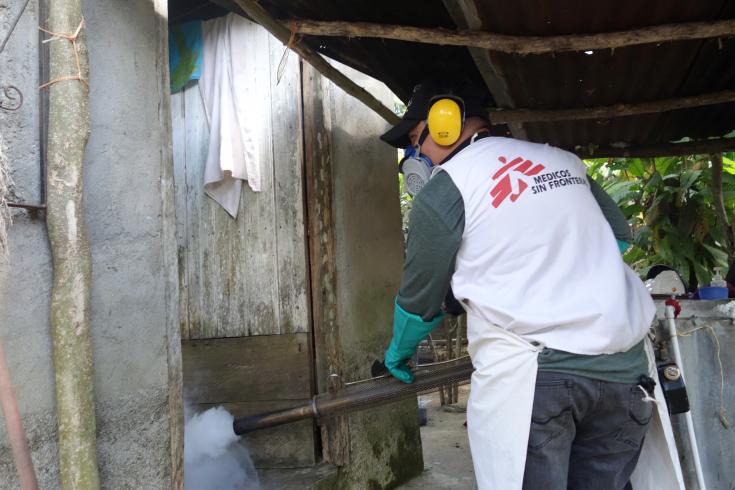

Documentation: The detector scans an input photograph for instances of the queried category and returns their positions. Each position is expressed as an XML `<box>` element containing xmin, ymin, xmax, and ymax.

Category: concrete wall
<box><xmin>0</xmin><ymin>0</ymin><xmax>182</xmax><ymax>488</ymax></box>
<box><xmin>654</xmin><ymin>300</ymin><xmax>735</xmax><ymax>490</ymax></box>
<box><xmin>321</xmin><ymin>63</ymin><xmax>424</xmax><ymax>489</ymax></box>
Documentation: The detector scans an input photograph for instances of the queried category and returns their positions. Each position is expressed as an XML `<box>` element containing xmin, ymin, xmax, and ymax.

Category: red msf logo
<box><xmin>490</xmin><ymin>156</ymin><xmax>545</xmax><ymax>208</ymax></box>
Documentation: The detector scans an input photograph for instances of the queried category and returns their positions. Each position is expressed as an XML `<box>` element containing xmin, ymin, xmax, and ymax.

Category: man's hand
<box><xmin>383</xmin><ymin>349</ymin><xmax>415</xmax><ymax>384</ymax></box>
<box><xmin>384</xmin><ymin>300</ymin><xmax>445</xmax><ymax>384</ymax></box>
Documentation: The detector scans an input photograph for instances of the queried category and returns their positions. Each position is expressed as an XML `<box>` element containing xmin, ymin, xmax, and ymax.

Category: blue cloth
<box><xmin>169</xmin><ymin>21</ymin><xmax>202</xmax><ymax>93</ymax></box>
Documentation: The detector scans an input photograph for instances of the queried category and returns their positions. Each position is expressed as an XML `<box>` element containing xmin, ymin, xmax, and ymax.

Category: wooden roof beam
<box><xmin>489</xmin><ymin>89</ymin><xmax>735</xmax><ymax>124</ymax></box>
<box><xmin>574</xmin><ymin>138</ymin><xmax>735</xmax><ymax>159</ymax></box>
<box><xmin>443</xmin><ymin>0</ymin><xmax>528</xmax><ymax>140</ymax></box>
<box><xmin>287</xmin><ymin>18</ymin><xmax>735</xmax><ymax>55</ymax></box>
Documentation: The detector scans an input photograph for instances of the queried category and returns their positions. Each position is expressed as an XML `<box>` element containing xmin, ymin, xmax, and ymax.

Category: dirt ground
<box><xmin>397</xmin><ymin>385</ymin><xmax>477</xmax><ymax>490</ymax></box>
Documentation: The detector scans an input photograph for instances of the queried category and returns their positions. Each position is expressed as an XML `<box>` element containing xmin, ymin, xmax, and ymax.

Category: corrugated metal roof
<box><xmin>471</xmin><ymin>0</ymin><xmax>735</xmax><ymax>149</ymax></box>
<box><xmin>169</xmin><ymin>0</ymin><xmax>735</xmax><ymax>153</ymax></box>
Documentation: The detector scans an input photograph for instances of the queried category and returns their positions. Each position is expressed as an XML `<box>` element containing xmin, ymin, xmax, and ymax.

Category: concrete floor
<box><xmin>258</xmin><ymin>386</ymin><xmax>476</xmax><ymax>490</ymax></box>
<box><xmin>397</xmin><ymin>386</ymin><xmax>477</xmax><ymax>490</ymax></box>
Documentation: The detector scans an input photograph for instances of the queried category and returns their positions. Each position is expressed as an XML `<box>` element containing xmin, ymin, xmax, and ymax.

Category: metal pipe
<box><xmin>7</xmin><ymin>203</ymin><xmax>46</xmax><ymax>211</ymax></box>
<box><xmin>0</xmin><ymin>338</ymin><xmax>39</xmax><ymax>490</ymax></box>
<box><xmin>4</xmin><ymin>0</ymin><xmax>48</xmax><ymax>215</ymax></box>
<box><xmin>37</xmin><ymin>0</ymin><xmax>48</xmax><ymax>209</ymax></box>
<box><xmin>233</xmin><ymin>403</ymin><xmax>318</xmax><ymax>435</ymax></box>
<box><xmin>665</xmin><ymin>304</ymin><xmax>707</xmax><ymax>490</ymax></box>
<box><xmin>233</xmin><ymin>357</ymin><xmax>474</xmax><ymax>435</ymax></box>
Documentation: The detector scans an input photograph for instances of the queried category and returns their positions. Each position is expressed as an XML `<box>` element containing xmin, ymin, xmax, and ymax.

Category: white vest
<box><xmin>439</xmin><ymin>137</ymin><xmax>655</xmax><ymax>355</ymax></box>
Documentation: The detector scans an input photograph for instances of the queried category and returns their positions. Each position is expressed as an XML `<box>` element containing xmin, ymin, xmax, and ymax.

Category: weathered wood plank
<box><xmin>171</xmin><ymin>20</ymin><xmax>317</xmax><ymax>469</ymax></box>
<box><xmin>156</xmin><ymin>5</ymin><xmax>186</xmax><ymax>485</ymax></box>
<box><xmin>233</xmin><ymin>0</ymin><xmax>400</xmax><ymax>125</ymax></box>
<box><xmin>181</xmin><ymin>83</ymin><xmax>209</xmax><ymax>339</ymax></box>
<box><xmin>193</xmin><ymin>401</ymin><xmax>316</xmax><ymax>468</ymax></box>
<box><xmin>171</xmin><ymin>89</ymin><xmax>190</xmax><ymax>341</ymax></box>
<box><xmin>268</xmin><ymin>34</ymin><xmax>310</xmax><ymax>335</ymax></box>
<box><xmin>182</xmin><ymin>334</ymin><xmax>312</xmax><ymax>403</ymax></box>
<box><xmin>172</xmin><ymin>20</ymin><xmax>309</xmax><ymax>339</ymax></box>
<box><xmin>302</xmin><ymin>62</ymin><xmax>350</xmax><ymax>466</ymax></box>
<box><xmin>227</xmin><ymin>20</ymin><xmax>280</xmax><ymax>337</ymax></box>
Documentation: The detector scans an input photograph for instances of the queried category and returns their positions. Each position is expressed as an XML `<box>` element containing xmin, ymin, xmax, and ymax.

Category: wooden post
<box><xmin>427</xmin><ymin>335</ymin><xmax>446</xmax><ymax>406</ymax></box>
<box><xmin>302</xmin><ymin>61</ymin><xmax>349</xmax><ymax>466</ymax></box>
<box><xmin>446</xmin><ymin>319</ymin><xmax>454</xmax><ymax>404</ymax></box>
<box><xmin>453</xmin><ymin>316</ymin><xmax>463</xmax><ymax>403</ymax></box>
<box><xmin>152</xmin><ymin>0</ymin><xmax>184</xmax><ymax>487</ymax></box>
<box><xmin>44</xmin><ymin>1</ymin><xmax>100</xmax><ymax>487</ymax></box>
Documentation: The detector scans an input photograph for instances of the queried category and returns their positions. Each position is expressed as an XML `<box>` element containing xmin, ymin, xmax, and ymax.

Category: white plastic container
<box><xmin>711</xmin><ymin>267</ymin><xmax>727</xmax><ymax>288</ymax></box>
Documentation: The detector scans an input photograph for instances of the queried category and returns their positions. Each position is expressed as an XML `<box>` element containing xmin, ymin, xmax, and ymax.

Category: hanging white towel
<box><xmin>198</xmin><ymin>14</ymin><xmax>261</xmax><ymax>218</ymax></box>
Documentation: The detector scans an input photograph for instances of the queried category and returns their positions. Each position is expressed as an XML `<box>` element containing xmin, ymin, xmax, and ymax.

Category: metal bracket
<box><xmin>7</xmin><ymin>202</ymin><xmax>45</xmax><ymax>211</ymax></box>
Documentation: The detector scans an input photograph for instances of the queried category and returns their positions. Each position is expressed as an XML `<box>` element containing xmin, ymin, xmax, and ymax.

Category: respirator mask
<box><xmin>399</xmin><ymin>127</ymin><xmax>433</xmax><ymax>197</ymax></box>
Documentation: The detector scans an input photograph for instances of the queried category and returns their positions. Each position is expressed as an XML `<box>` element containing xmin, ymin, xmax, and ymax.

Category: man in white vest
<box><xmin>380</xmin><ymin>81</ymin><xmax>684</xmax><ymax>489</ymax></box>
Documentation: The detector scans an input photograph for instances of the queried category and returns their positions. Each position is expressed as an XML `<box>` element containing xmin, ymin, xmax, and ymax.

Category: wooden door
<box><xmin>171</xmin><ymin>19</ymin><xmax>315</xmax><ymax>468</ymax></box>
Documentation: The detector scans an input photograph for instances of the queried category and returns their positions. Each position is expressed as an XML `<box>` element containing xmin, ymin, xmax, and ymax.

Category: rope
<box><xmin>676</xmin><ymin>323</ymin><xmax>730</xmax><ymax>429</ymax></box>
<box><xmin>38</xmin><ymin>19</ymin><xmax>88</xmax><ymax>90</ymax></box>
<box><xmin>287</xmin><ymin>21</ymin><xmax>299</xmax><ymax>49</ymax></box>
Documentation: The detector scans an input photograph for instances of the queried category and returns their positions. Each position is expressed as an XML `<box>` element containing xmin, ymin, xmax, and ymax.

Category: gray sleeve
<box><xmin>587</xmin><ymin>176</ymin><xmax>632</xmax><ymax>243</ymax></box>
<box><xmin>397</xmin><ymin>171</ymin><xmax>465</xmax><ymax>321</ymax></box>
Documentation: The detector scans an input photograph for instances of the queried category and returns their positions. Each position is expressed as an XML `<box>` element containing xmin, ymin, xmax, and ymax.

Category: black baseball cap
<box><xmin>380</xmin><ymin>80</ymin><xmax>489</xmax><ymax>148</ymax></box>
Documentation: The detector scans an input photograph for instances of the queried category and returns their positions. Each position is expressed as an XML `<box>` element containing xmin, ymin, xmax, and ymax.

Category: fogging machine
<box><xmin>233</xmin><ymin>357</ymin><xmax>473</xmax><ymax>435</ymax></box>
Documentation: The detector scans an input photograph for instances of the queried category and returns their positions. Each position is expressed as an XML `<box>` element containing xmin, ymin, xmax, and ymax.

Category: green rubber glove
<box><xmin>617</xmin><ymin>239</ymin><xmax>630</xmax><ymax>254</ymax></box>
<box><xmin>384</xmin><ymin>300</ymin><xmax>445</xmax><ymax>384</ymax></box>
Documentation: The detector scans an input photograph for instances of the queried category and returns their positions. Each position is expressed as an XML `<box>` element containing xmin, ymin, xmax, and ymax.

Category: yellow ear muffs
<box><xmin>427</xmin><ymin>97</ymin><xmax>464</xmax><ymax>146</ymax></box>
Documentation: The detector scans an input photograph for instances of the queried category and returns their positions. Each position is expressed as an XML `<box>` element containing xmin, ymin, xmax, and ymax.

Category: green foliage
<box><xmin>586</xmin><ymin>152</ymin><xmax>735</xmax><ymax>289</ymax></box>
<box><xmin>398</xmin><ymin>153</ymin><xmax>413</xmax><ymax>242</ymax></box>
<box><xmin>394</xmin><ymin>100</ymin><xmax>407</xmax><ymax>117</ymax></box>
<box><xmin>394</xmin><ymin>101</ymin><xmax>410</xmax><ymax>241</ymax></box>
<box><xmin>395</xmin><ymin>147</ymin><xmax>735</xmax><ymax>290</ymax></box>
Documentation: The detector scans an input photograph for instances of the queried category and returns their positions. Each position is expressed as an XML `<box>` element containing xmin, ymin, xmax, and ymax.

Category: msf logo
<box><xmin>490</xmin><ymin>156</ymin><xmax>545</xmax><ymax>208</ymax></box>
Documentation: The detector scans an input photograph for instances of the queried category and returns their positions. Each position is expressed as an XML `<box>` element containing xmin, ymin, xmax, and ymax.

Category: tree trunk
<box><xmin>687</xmin><ymin>259</ymin><xmax>698</xmax><ymax>292</ymax></box>
<box><xmin>711</xmin><ymin>153</ymin><xmax>734</xmax><ymax>261</ymax></box>
<box><xmin>45</xmin><ymin>1</ymin><xmax>100</xmax><ymax>488</ymax></box>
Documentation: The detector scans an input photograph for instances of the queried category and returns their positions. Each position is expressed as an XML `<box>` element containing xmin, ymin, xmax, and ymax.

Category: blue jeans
<box><xmin>522</xmin><ymin>371</ymin><xmax>652</xmax><ymax>490</ymax></box>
